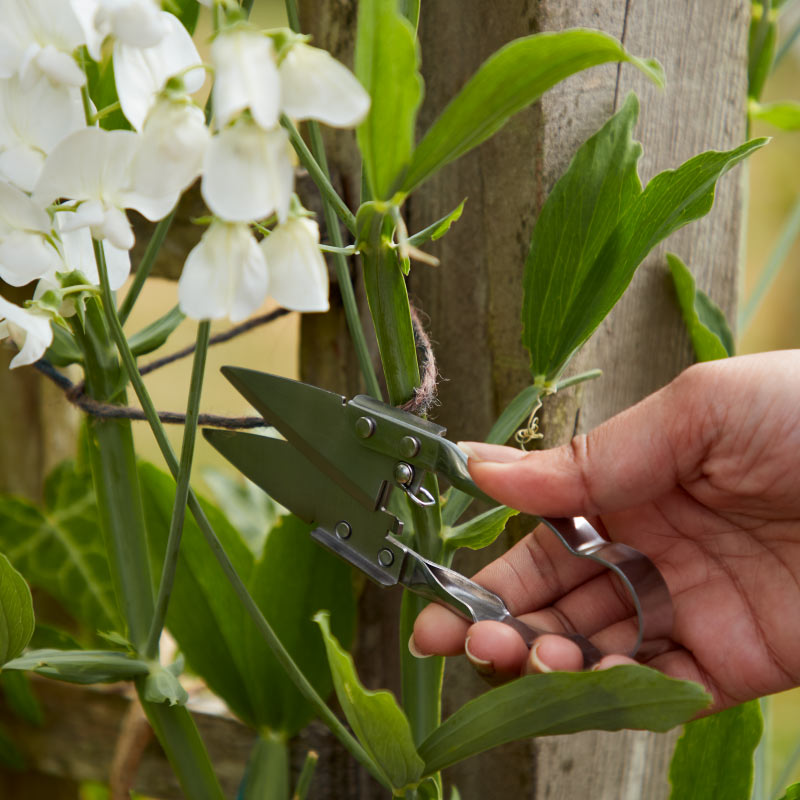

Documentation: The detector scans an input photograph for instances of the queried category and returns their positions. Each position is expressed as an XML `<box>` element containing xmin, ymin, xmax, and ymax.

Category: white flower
<box><xmin>55</xmin><ymin>211</ymin><xmax>131</xmax><ymax>290</ymax></box>
<box><xmin>212</xmin><ymin>29</ymin><xmax>280</xmax><ymax>130</ymax></box>
<box><xmin>0</xmin><ymin>180</ymin><xmax>61</xmax><ymax>286</ymax></box>
<box><xmin>0</xmin><ymin>295</ymin><xmax>53</xmax><ymax>368</ymax></box>
<box><xmin>202</xmin><ymin>118</ymin><xmax>293</xmax><ymax>223</ymax></box>
<box><xmin>0</xmin><ymin>74</ymin><xmax>85</xmax><ymax>192</ymax></box>
<box><xmin>0</xmin><ymin>0</ymin><xmax>86</xmax><ymax>87</ymax></box>
<box><xmin>279</xmin><ymin>43</ymin><xmax>370</xmax><ymax>128</ymax></box>
<box><xmin>260</xmin><ymin>218</ymin><xmax>329</xmax><ymax>312</ymax></box>
<box><xmin>114</xmin><ymin>11</ymin><xmax>204</xmax><ymax>131</ymax></box>
<box><xmin>178</xmin><ymin>221</ymin><xmax>268</xmax><ymax>322</ymax></box>
<box><xmin>72</xmin><ymin>0</ymin><xmax>168</xmax><ymax>61</ymax></box>
<box><xmin>34</xmin><ymin>127</ymin><xmax>178</xmax><ymax>251</ymax></box>
<box><xmin>131</xmin><ymin>98</ymin><xmax>209</xmax><ymax>198</ymax></box>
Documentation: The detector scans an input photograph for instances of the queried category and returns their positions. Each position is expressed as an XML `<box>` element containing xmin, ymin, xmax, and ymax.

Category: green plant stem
<box><xmin>292</xmin><ymin>750</ymin><xmax>320</xmax><ymax>800</ymax></box>
<box><xmin>739</xmin><ymin>192</ymin><xmax>800</xmax><ymax>331</ymax></box>
<box><xmin>119</xmin><ymin>210</ymin><xmax>177</xmax><ymax>325</ymax></box>
<box><xmin>93</xmin><ymin>252</ymin><xmax>387</xmax><ymax>789</ymax></box>
<box><xmin>144</xmin><ymin>320</ymin><xmax>210</xmax><ymax>659</ymax></box>
<box><xmin>281</xmin><ymin>115</ymin><xmax>357</xmax><ymax>235</ymax></box>
<box><xmin>240</xmin><ymin>732</ymin><xmax>289</xmax><ymax>800</ymax></box>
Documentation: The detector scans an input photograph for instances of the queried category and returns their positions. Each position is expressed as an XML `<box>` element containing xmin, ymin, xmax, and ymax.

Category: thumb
<box><xmin>459</xmin><ymin>376</ymin><xmax>704</xmax><ymax>517</ymax></box>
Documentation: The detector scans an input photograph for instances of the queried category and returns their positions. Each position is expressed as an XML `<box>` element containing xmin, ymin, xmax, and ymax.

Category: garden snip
<box><xmin>203</xmin><ymin>368</ymin><xmax>674</xmax><ymax>669</ymax></box>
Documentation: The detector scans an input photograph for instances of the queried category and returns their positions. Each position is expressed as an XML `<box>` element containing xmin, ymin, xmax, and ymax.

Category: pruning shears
<box><xmin>203</xmin><ymin>369</ymin><xmax>673</xmax><ymax>669</ymax></box>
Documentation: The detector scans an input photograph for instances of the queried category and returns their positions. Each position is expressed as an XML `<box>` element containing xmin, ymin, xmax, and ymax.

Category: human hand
<box><xmin>412</xmin><ymin>352</ymin><xmax>800</xmax><ymax>711</ymax></box>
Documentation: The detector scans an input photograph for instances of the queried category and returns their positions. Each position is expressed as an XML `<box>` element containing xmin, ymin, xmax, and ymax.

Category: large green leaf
<box><xmin>522</xmin><ymin>91</ymin><xmax>765</xmax><ymax>379</ymax></box>
<box><xmin>0</xmin><ymin>461</ymin><xmax>121</xmax><ymax>635</ymax></box>
<box><xmin>418</xmin><ymin>666</ymin><xmax>711</xmax><ymax>774</ymax></box>
<box><xmin>442</xmin><ymin>506</ymin><xmax>518</xmax><ymax>553</ymax></box>
<box><xmin>0</xmin><ymin>554</ymin><xmax>34</xmax><ymax>664</ymax></box>
<box><xmin>241</xmin><ymin>514</ymin><xmax>356</xmax><ymax>735</ymax></box>
<box><xmin>401</xmin><ymin>30</ymin><xmax>663</xmax><ymax>195</ymax></box>
<box><xmin>668</xmin><ymin>253</ymin><xmax>733</xmax><ymax>361</ymax></box>
<box><xmin>668</xmin><ymin>701</ymin><xmax>763</xmax><ymax>800</ymax></box>
<box><xmin>139</xmin><ymin>461</ymin><xmax>256</xmax><ymax>724</ymax></box>
<box><xmin>355</xmin><ymin>0</ymin><xmax>423</xmax><ymax>200</ymax></box>
<box><xmin>315</xmin><ymin>611</ymin><xmax>424</xmax><ymax>791</ymax></box>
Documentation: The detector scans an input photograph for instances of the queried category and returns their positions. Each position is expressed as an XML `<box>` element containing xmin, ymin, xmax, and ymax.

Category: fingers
<box><xmin>458</xmin><ymin>371</ymin><xmax>706</xmax><ymax>518</ymax></box>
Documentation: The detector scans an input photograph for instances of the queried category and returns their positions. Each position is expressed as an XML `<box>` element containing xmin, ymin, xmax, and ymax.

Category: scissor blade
<box><xmin>220</xmin><ymin>367</ymin><xmax>385</xmax><ymax>508</ymax></box>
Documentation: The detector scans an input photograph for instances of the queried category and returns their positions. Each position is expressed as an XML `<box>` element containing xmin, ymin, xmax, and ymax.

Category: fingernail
<box><xmin>464</xmin><ymin>635</ymin><xmax>494</xmax><ymax>675</ymax></box>
<box><xmin>529</xmin><ymin>641</ymin><xmax>553</xmax><ymax>674</ymax></box>
<box><xmin>408</xmin><ymin>634</ymin><xmax>431</xmax><ymax>659</ymax></box>
<box><xmin>457</xmin><ymin>441</ymin><xmax>528</xmax><ymax>464</ymax></box>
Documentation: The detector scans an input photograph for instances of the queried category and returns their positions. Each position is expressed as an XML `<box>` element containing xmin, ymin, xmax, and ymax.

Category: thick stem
<box><xmin>144</xmin><ymin>320</ymin><xmax>210</xmax><ymax>658</ymax></box>
<box><xmin>240</xmin><ymin>732</ymin><xmax>290</xmax><ymax>800</ymax></box>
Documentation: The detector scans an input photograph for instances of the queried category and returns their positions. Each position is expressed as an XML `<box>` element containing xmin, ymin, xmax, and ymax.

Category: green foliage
<box><xmin>418</xmin><ymin>666</ymin><xmax>711</xmax><ymax>774</ymax></box>
<box><xmin>778</xmin><ymin>783</ymin><xmax>800</xmax><ymax>800</ymax></box>
<box><xmin>140</xmin><ymin>463</ymin><xmax>356</xmax><ymax>734</ymax></box>
<box><xmin>0</xmin><ymin>725</ymin><xmax>25</xmax><ymax>770</ymax></box>
<box><xmin>0</xmin><ymin>671</ymin><xmax>43</xmax><ymax>725</ymax></box>
<box><xmin>240</xmin><ymin>734</ymin><xmax>289</xmax><ymax>800</ymax></box>
<box><xmin>315</xmin><ymin>611</ymin><xmax>425</xmax><ymax>792</ymax></box>
<box><xmin>45</xmin><ymin>326</ymin><xmax>83</xmax><ymax>367</ymax></box>
<box><xmin>2</xmin><ymin>649</ymin><xmax>148</xmax><ymax>683</ymax></box>
<box><xmin>668</xmin><ymin>253</ymin><xmax>733</xmax><ymax>361</ymax></box>
<box><xmin>83</xmin><ymin>52</ymin><xmax>130</xmax><ymax>131</ymax></box>
<box><xmin>144</xmin><ymin>661</ymin><xmax>189</xmax><ymax>706</ymax></box>
<box><xmin>355</xmin><ymin>0</ymin><xmax>423</xmax><ymax>200</ymax></box>
<box><xmin>401</xmin><ymin>30</ymin><xmax>663</xmax><ymax>195</ymax></box>
<box><xmin>442</xmin><ymin>506</ymin><xmax>518</xmax><ymax>553</ymax></box>
<box><xmin>748</xmin><ymin>12</ymin><xmax>776</xmax><ymax>100</ymax></box>
<box><xmin>407</xmin><ymin>200</ymin><xmax>466</xmax><ymax>247</ymax></box>
<box><xmin>0</xmin><ymin>461</ymin><xmax>121</xmax><ymax>635</ymax></box>
<box><xmin>521</xmin><ymin>93</ymin><xmax>765</xmax><ymax>380</ymax></box>
<box><xmin>749</xmin><ymin>100</ymin><xmax>800</xmax><ymax>130</ymax></box>
<box><xmin>668</xmin><ymin>701</ymin><xmax>763</xmax><ymax>800</ymax></box>
<box><xmin>128</xmin><ymin>305</ymin><xmax>186</xmax><ymax>358</ymax></box>
<box><xmin>0</xmin><ymin>553</ymin><xmax>34</xmax><ymax>664</ymax></box>
<box><xmin>162</xmin><ymin>0</ymin><xmax>200</xmax><ymax>33</ymax></box>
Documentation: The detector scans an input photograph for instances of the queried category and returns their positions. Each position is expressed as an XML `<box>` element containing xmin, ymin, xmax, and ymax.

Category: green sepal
<box><xmin>44</xmin><ymin>325</ymin><xmax>83</xmax><ymax>367</ymax></box>
<box><xmin>144</xmin><ymin>662</ymin><xmax>189</xmax><ymax>706</ymax></box>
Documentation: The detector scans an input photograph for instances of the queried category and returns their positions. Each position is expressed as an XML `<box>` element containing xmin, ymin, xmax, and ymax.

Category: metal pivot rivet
<box><xmin>335</xmin><ymin>521</ymin><xmax>352</xmax><ymax>539</ymax></box>
<box><xmin>400</xmin><ymin>435</ymin><xmax>421</xmax><ymax>458</ymax></box>
<box><xmin>377</xmin><ymin>548</ymin><xmax>394</xmax><ymax>567</ymax></box>
<box><xmin>394</xmin><ymin>462</ymin><xmax>414</xmax><ymax>486</ymax></box>
<box><xmin>355</xmin><ymin>416</ymin><xmax>375</xmax><ymax>438</ymax></box>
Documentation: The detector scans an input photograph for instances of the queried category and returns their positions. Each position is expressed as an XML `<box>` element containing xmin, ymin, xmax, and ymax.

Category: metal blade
<box><xmin>221</xmin><ymin>367</ymin><xmax>389</xmax><ymax>508</ymax></box>
<box><xmin>202</xmin><ymin>428</ymin><xmax>405</xmax><ymax>586</ymax></box>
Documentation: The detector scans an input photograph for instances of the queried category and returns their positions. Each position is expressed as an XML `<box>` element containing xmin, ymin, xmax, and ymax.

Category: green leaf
<box><xmin>0</xmin><ymin>724</ymin><xmax>25</xmax><ymax>770</ymax></box>
<box><xmin>777</xmin><ymin>782</ymin><xmax>800</xmax><ymax>800</ymax></box>
<box><xmin>144</xmin><ymin>663</ymin><xmax>189</xmax><ymax>706</ymax></box>
<box><xmin>355</xmin><ymin>0</ymin><xmax>423</xmax><ymax>199</ymax></box>
<box><xmin>407</xmin><ymin>199</ymin><xmax>467</xmax><ymax>247</ymax></box>
<box><xmin>2</xmin><ymin>649</ymin><xmax>149</xmax><ymax>684</ymax></box>
<box><xmin>0</xmin><ymin>553</ymin><xmax>34</xmax><ymax>664</ymax></box>
<box><xmin>83</xmin><ymin>51</ymin><xmax>130</xmax><ymax>131</ymax></box>
<box><xmin>241</xmin><ymin>515</ymin><xmax>356</xmax><ymax>735</ymax></box>
<box><xmin>0</xmin><ymin>461</ymin><xmax>121</xmax><ymax>635</ymax></box>
<box><xmin>314</xmin><ymin>611</ymin><xmax>424</xmax><ymax>791</ymax></box>
<box><xmin>443</xmin><ymin>506</ymin><xmax>518</xmax><ymax>552</ymax></box>
<box><xmin>45</xmin><ymin>325</ymin><xmax>83</xmax><ymax>367</ymax></box>
<box><xmin>749</xmin><ymin>99</ymin><xmax>800</xmax><ymax>130</ymax></box>
<box><xmin>128</xmin><ymin>305</ymin><xmax>185</xmax><ymax>358</ymax></box>
<box><xmin>668</xmin><ymin>701</ymin><xmax>763</xmax><ymax>800</ymax></box>
<box><xmin>418</xmin><ymin>665</ymin><xmax>711</xmax><ymax>774</ymax></box>
<box><xmin>748</xmin><ymin>17</ymin><xmax>776</xmax><ymax>101</ymax></box>
<box><xmin>240</xmin><ymin>733</ymin><xmax>289</xmax><ymax>800</ymax></box>
<box><xmin>522</xmin><ymin>90</ymin><xmax>765</xmax><ymax>379</ymax></box>
<box><xmin>668</xmin><ymin>253</ymin><xmax>733</xmax><ymax>361</ymax></box>
<box><xmin>162</xmin><ymin>0</ymin><xmax>200</xmax><ymax>34</ymax></box>
<box><xmin>401</xmin><ymin>30</ymin><xmax>663</xmax><ymax>194</ymax></box>
<box><xmin>0</xmin><ymin>671</ymin><xmax>43</xmax><ymax>725</ymax></box>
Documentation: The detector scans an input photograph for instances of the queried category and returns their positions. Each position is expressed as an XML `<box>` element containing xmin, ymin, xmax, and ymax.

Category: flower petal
<box><xmin>114</xmin><ymin>11</ymin><xmax>204</xmax><ymax>130</ymax></box>
<box><xmin>0</xmin><ymin>230</ymin><xmax>62</xmax><ymax>286</ymax></box>
<box><xmin>260</xmin><ymin>218</ymin><xmax>329</xmax><ymax>311</ymax></box>
<box><xmin>32</xmin><ymin>45</ymin><xmax>85</xmax><ymax>87</ymax></box>
<box><xmin>0</xmin><ymin>295</ymin><xmax>53</xmax><ymax>368</ymax></box>
<box><xmin>56</xmin><ymin>211</ymin><xmax>131</xmax><ymax>288</ymax></box>
<box><xmin>0</xmin><ymin>180</ymin><xmax>50</xmax><ymax>232</ymax></box>
<box><xmin>201</xmin><ymin>120</ymin><xmax>293</xmax><ymax>223</ymax></box>
<box><xmin>279</xmin><ymin>44</ymin><xmax>370</xmax><ymax>128</ymax></box>
<box><xmin>178</xmin><ymin>221</ymin><xmax>268</xmax><ymax>322</ymax></box>
<box><xmin>211</xmin><ymin>29</ymin><xmax>280</xmax><ymax>130</ymax></box>
<box><xmin>98</xmin><ymin>0</ymin><xmax>168</xmax><ymax>49</ymax></box>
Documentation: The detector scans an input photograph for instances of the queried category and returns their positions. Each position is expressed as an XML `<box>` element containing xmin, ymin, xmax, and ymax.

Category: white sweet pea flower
<box><xmin>178</xmin><ymin>221</ymin><xmax>268</xmax><ymax>322</ymax></box>
<box><xmin>0</xmin><ymin>0</ymin><xmax>86</xmax><ymax>87</ymax></box>
<box><xmin>212</xmin><ymin>29</ymin><xmax>280</xmax><ymax>130</ymax></box>
<box><xmin>0</xmin><ymin>295</ymin><xmax>53</xmax><ymax>368</ymax></box>
<box><xmin>279</xmin><ymin>43</ymin><xmax>370</xmax><ymax>128</ymax></box>
<box><xmin>72</xmin><ymin>0</ymin><xmax>168</xmax><ymax>61</ymax></box>
<box><xmin>202</xmin><ymin>118</ymin><xmax>293</xmax><ymax>223</ymax></box>
<box><xmin>0</xmin><ymin>74</ymin><xmax>85</xmax><ymax>192</ymax></box>
<box><xmin>114</xmin><ymin>11</ymin><xmax>205</xmax><ymax>131</ymax></box>
<box><xmin>34</xmin><ymin>127</ymin><xmax>178</xmax><ymax>251</ymax></box>
<box><xmin>260</xmin><ymin>217</ymin><xmax>329</xmax><ymax>312</ymax></box>
<box><xmin>131</xmin><ymin>97</ymin><xmax>210</xmax><ymax>198</ymax></box>
<box><xmin>0</xmin><ymin>180</ymin><xmax>61</xmax><ymax>286</ymax></box>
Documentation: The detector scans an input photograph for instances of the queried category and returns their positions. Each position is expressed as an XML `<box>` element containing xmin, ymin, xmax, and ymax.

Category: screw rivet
<box><xmin>335</xmin><ymin>521</ymin><xmax>352</xmax><ymax>539</ymax></box>
<box><xmin>394</xmin><ymin>462</ymin><xmax>414</xmax><ymax>486</ymax></box>
<box><xmin>377</xmin><ymin>548</ymin><xmax>394</xmax><ymax>567</ymax></box>
<box><xmin>400</xmin><ymin>435</ymin><xmax>421</xmax><ymax>458</ymax></box>
<box><xmin>355</xmin><ymin>416</ymin><xmax>376</xmax><ymax>438</ymax></box>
